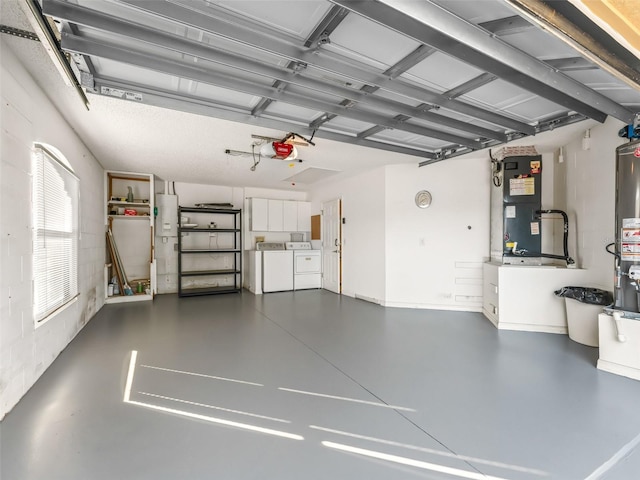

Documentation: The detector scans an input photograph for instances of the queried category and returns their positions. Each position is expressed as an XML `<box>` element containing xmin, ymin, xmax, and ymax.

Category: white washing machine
<box><xmin>258</xmin><ymin>242</ymin><xmax>293</xmax><ymax>293</ymax></box>
<box><xmin>285</xmin><ymin>242</ymin><xmax>322</xmax><ymax>290</ymax></box>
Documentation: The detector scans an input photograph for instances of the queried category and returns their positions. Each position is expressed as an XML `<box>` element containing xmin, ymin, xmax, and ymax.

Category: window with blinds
<box><xmin>32</xmin><ymin>145</ymin><xmax>79</xmax><ymax>324</ymax></box>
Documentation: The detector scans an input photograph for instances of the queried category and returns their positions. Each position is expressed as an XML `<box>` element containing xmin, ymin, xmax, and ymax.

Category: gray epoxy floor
<box><xmin>2</xmin><ymin>290</ymin><xmax>640</xmax><ymax>480</ymax></box>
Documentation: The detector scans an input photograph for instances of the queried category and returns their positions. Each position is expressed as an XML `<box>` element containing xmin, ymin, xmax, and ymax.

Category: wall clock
<box><xmin>415</xmin><ymin>190</ymin><xmax>432</xmax><ymax>209</ymax></box>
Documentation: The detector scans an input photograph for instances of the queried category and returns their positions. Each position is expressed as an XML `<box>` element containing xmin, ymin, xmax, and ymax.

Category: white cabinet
<box><xmin>483</xmin><ymin>262</ymin><xmax>589</xmax><ymax>333</ymax></box>
<box><xmin>297</xmin><ymin>201</ymin><xmax>311</xmax><ymax>232</ymax></box>
<box><xmin>283</xmin><ymin>201</ymin><xmax>298</xmax><ymax>231</ymax></box>
<box><xmin>250</xmin><ymin>198</ymin><xmax>268</xmax><ymax>231</ymax></box>
<box><xmin>249</xmin><ymin>198</ymin><xmax>311</xmax><ymax>232</ymax></box>
<box><xmin>268</xmin><ymin>199</ymin><xmax>284</xmax><ymax>231</ymax></box>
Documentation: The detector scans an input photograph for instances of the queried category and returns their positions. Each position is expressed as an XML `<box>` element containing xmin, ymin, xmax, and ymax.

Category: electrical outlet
<box><xmin>209</xmin><ymin>232</ymin><xmax>216</xmax><ymax>237</ymax></box>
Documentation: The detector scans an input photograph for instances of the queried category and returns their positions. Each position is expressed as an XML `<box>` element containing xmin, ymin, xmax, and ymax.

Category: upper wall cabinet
<box><xmin>249</xmin><ymin>198</ymin><xmax>311</xmax><ymax>232</ymax></box>
<box><xmin>283</xmin><ymin>200</ymin><xmax>297</xmax><ymax>231</ymax></box>
<box><xmin>250</xmin><ymin>198</ymin><xmax>269</xmax><ymax>231</ymax></box>
<box><xmin>297</xmin><ymin>202</ymin><xmax>311</xmax><ymax>232</ymax></box>
<box><xmin>268</xmin><ymin>199</ymin><xmax>285</xmax><ymax>232</ymax></box>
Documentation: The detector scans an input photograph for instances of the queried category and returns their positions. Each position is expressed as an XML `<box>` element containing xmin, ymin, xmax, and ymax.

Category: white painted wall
<box><xmin>154</xmin><ymin>182</ymin><xmax>307</xmax><ymax>293</ymax></box>
<box><xmin>0</xmin><ymin>39</ymin><xmax>105</xmax><ymax>419</ymax></box>
<box><xmin>562</xmin><ymin>117</ymin><xmax>627</xmax><ymax>289</ymax></box>
<box><xmin>308</xmin><ymin>124</ymin><xmax>625</xmax><ymax>314</ymax></box>
<box><xmin>155</xmin><ymin>182</ymin><xmax>242</xmax><ymax>294</ymax></box>
<box><xmin>384</xmin><ymin>158</ymin><xmax>489</xmax><ymax>311</ymax></box>
<box><xmin>174</xmin><ymin>182</ymin><xmax>243</xmax><ymax>209</ymax></box>
<box><xmin>308</xmin><ymin>167</ymin><xmax>387</xmax><ymax>303</ymax></box>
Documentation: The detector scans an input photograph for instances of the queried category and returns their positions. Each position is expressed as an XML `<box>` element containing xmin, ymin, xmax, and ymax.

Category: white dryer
<box><xmin>285</xmin><ymin>242</ymin><xmax>322</xmax><ymax>290</ymax></box>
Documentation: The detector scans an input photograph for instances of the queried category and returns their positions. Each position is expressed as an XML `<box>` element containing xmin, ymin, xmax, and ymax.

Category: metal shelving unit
<box><xmin>178</xmin><ymin>207</ymin><xmax>242</xmax><ymax>297</ymax></box>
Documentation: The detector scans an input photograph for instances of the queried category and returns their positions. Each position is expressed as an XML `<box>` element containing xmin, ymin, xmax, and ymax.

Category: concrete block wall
<box><xmin>0</xmin><ymin>39</ymin><xmax>105</xmax><ymax>419</ymax></box>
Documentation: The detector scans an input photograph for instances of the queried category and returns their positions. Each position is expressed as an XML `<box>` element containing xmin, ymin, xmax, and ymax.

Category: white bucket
<box><xmin>564</xmin><ymin>298</ymin><xmax>603</xmax><ymax>347</ymax></box>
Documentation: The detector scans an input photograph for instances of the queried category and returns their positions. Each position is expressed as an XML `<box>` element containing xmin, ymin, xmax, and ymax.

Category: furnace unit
<box><xmin>490</xmin><ymin>148</ymin><xmax>573</xmax><ymax>266</ymax></box>
<box><xmin>491</xmin><ymin>151</ymin><xmax>542</xmax><ymax>265</ymax></box>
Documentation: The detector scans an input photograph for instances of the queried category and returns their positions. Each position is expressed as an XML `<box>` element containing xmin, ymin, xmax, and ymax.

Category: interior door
<box><xmin>322</xmin><ymin>198</ymin><xmax>342</xmax><ymax>294</ymax></box>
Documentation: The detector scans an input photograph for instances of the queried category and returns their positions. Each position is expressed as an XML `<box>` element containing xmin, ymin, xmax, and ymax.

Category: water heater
<box><xmin>614</xmin><ymin>139</ymin><xmax>640</xmax><ymax>312</ymax></box>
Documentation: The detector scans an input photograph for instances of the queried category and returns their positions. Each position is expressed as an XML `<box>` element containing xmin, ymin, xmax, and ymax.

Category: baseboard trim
<box><xmin>597</xmin><ymin>359</ymin><xmax>640</xmax><ymax>381</ymax></box>
<box><xmin>494</xmin><ymin>323</ymin><xmax>568</xmax><ymax>334</ymax></box>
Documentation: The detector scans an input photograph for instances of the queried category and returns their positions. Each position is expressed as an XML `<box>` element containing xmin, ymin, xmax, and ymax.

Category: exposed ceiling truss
<box><xmin>40</xmin><ymin>0</ymin><xmax>640</xmax><ymax>163</ymax></box>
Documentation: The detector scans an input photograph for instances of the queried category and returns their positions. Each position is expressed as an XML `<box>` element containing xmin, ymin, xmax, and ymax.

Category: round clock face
<box><xmin>415</xmin><ymin>190</ymin><xmax>432</xmax><ymax>209</ymax></box>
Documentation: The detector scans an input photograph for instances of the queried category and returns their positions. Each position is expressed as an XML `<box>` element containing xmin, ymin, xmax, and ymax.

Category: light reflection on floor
<box><xmin>124</xmin><ymin>350</ymin><xmax>549</xmax><ymax>479</ymax></box>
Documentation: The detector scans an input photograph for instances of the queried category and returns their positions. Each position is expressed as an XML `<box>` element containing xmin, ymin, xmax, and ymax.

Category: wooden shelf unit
<box><xmin>105</xmin><ymin>171</ymin><xmax>157</xmax><ymax>304</ymax></box>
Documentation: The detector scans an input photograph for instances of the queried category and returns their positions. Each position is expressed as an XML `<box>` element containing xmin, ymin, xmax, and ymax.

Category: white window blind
<box><xmin>33</xmin><ymin>145</ymin><xmax>79</xmax><ymax>323</ymax></box>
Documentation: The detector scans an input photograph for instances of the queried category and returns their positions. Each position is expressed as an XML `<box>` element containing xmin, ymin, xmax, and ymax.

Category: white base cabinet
<box><xmin>483</xmin><ymin>262</ymin><xmax>589</xmax><ymax>333</ymax></box>
<box><xmin>598</xmin><ymin>313</ymin><xmax>640</xmax><ymax>381</ymax></box>
<box><xmin>245</xmin><ymin>250</ymin><xmax>262</xmax><ymax>294</ymax></box>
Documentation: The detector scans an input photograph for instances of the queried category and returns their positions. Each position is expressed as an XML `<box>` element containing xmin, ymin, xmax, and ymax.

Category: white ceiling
<box><xmin>0</xmin><ymin>0</ymin><xmax>634</xmax><ymax>190</ymax></box>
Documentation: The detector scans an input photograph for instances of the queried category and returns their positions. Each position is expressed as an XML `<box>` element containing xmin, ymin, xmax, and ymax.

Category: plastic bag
<box><xmin>554</xmin><ymin>286</ymin><xmax>613</xmax><ymax>306</ymax></box>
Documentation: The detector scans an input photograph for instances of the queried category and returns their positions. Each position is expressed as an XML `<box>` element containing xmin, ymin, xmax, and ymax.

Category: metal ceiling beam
<box><xmin>418</xmin><ymin>112</ymin><xmax>589</xmax><ymax>166</ymax></box>
<box><xmin>110</xmin><ymin>0</ymin><xmax>533</xmax><ymax>134</ymax></box>
<box><xmin>384</xmin><ymin>45</ymin><xmax>437</xmax><ymax>79</ymax></box>
<box><xmin>440</xmin><ymin>56</ymin><xmax>598</xmax><ymax>103</ymax></box>
<box><xmin>44</xmin><ymin>0</ymin><xmax>505</xmax><ymax>142</ymax></box>
<box><xmin>358</xmin><ymin>125</ymin><xmax>386</xmax><ymax>138</ymax></box>
<box><xmin>61</xmin><ymin>34</ymin><xmax>483</xmax><ymax>149</ymax></box>
<box><xmin>308</xmin><ymin>44</ymin><xmax>437</xmax><ymax>131</ymax></box>
<box><xmin>251</xmin><ymin>96</ymin><xmax>275</xmax><ymax>117</ymax></box>
<box><xmin>304</xmin><ymin>4</ymin><xmax>349</xmax><ymax>48</ymax></box>
<box><xmin>479</xmin><ymin>15</ymin><xmax>534</xmax><ymax>36</ymax></box>
<box><xmin>91</xmin><ymin>76</ymin><xmax>437</xmax><ymax>160</ymax></box>
<box><xmin>429</xmin><ymin>16</ymin><xmax>534</xmax><ymax>102</ymax></box>
<box><xmin>255</xmin><ymin>5</ymin><xmax>348</xmax><ymax>121</ymax></box>
<box><xmin>358</xmin><ymin>114</ymin><xmax>410</xmax><ymax>139</ymax></box>
<box><xmin>332</xmin><ymin>0</ymin><xmax>634</xmax><ymax>123</ymax></box>
<box><xmin>443</xmin><ymin>73</ymin><xmax>499</xmax><ymax>100</ymax></box>
<box><xmin>310</xmin><ymin>113</ymin><xmax>337</xmax><ymax>130</ymax></box>
<box><xmin>545</xmin><ymin>57</ymin><xmax>596</xmax><ymax>72</ymax></box>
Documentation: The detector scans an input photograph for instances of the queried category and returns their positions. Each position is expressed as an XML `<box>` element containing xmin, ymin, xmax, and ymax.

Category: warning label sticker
<box><xmin>622</xmin><ymin>228</ymin><xmax>640</xmax><ymax>240</ymax></box>
<box><xmin>101</xmin><ymin>86</ymin><xmax>143</xmax><ymax>102</ymax></box>
<box><xmin>622</xmin><ymin>243</ymin><xmax>640</xmax><ymax>261</ymax></box>
<box><xmin>623</xmin><ymin>218</ymin><xmax>640</xmax><ymax>228</ymax></box>
<box><xmin>505</xmin><ymin>205</ymin><xmax>516</xmax><ymax>218</ymax></box>
<box><xmin>530</xmin><ymin>160</ymin><xmax>541</xmax><ymax>174</ymax></box>
<box><xmin>509</xmin><ymin>177</ymin><xmax>535</xmax><ymax>196</ymax></box>
<box><xmin>531</xmin><ymin>222</ymin><xmax>540</xmax><ymax>235</ymax></box>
